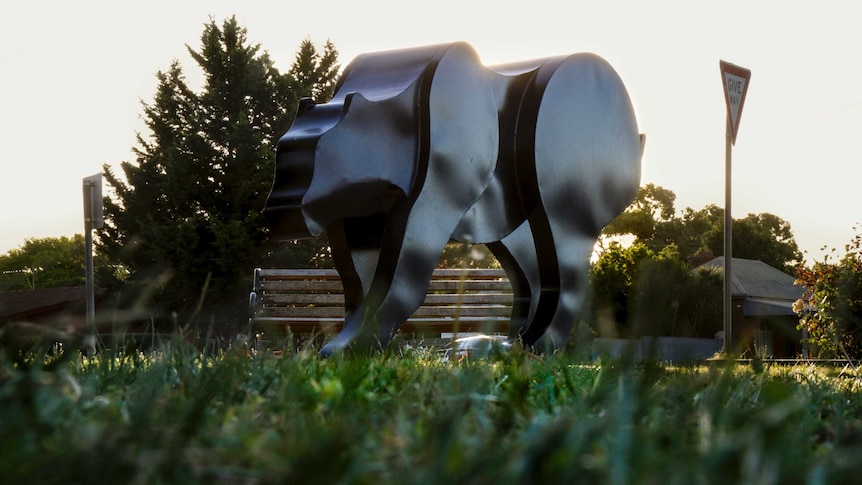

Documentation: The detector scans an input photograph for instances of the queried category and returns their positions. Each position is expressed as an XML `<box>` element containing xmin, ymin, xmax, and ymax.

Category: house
<box><xmin>695</xmin><ymin>257</ymin><xmax>804</xmax><ymax>358</ymax></box>
<box><xmin>0</xmin><ymin>287</ymin><xmax>89</xmax><ymax>330</ymax></box>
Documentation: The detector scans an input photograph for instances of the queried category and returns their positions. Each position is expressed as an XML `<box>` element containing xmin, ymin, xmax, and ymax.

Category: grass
<box><xmin>2</xmin><ymin>339</ymin><xmax>862</xmax><ymax>484</ymax></box>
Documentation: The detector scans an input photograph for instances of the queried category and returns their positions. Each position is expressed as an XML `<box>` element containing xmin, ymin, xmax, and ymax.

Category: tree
<box><xmin>586</xmin><ymin>241</ymin><xmax>653</xmax><ymax>331</ymax></box>
<box><xmin>603</xmin><ymin>185</ymin><xmax>802</xmax><ymax>273</ymax></box>
<box><xmin>99</xmin><ymin>17</ymin><xmax>340</xmax><ymax>330</ymax></box>
<box><xmin>795</xmin><ymin>226</ymin><xmax>862</xmax><ymax>358</ymax></box>
<box><xmin>603</xmin><ymin>183</ymin><xmax>677</xmax><ymax>243</ymax></box>
<box><xmin>287</xmin><ymin>38</ymin><xmax>340</xmax><ymax>103</ymax></box>
<box><xmin>0</xmin><ymin>236</ymin><xmax>85</xmax><ymax>291</ymax></box>
<box><xmin>701</xmin><ymin>211</ymin><xmax>802</xmax><ymax>274</ymax></box>
<box><xmin>582</xmin><ymin>241</ymin><xmax>722</xmax><ymax>338</ymax></box>
<box><xmin>667</xmin><ymin>204</ymin><xmax>724</xmax><ymax>264</ymax></box>
<box><xmin>436</xmin><ymin>243</ymin><xmax>500</xmax><ymax>269</ymax></box>
<box><xmin>630</xmin><ymin>245</ymin><xmax>722</xmax><ymax>338</ymax></box>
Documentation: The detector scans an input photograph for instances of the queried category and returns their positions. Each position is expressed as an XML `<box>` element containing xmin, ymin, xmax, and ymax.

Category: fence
<box><xmin>591</xmin><ymin>337</ymin><xmax>722</xmax><ymax>363</ymax></box>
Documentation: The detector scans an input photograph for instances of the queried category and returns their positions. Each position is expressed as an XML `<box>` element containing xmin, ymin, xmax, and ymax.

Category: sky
<box><xmin>1</xmin><ymin>0</ymin><xmax>860</xmax><ymax>263</ymax></box>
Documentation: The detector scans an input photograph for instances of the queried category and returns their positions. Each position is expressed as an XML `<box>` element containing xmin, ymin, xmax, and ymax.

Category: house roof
<box><xmin>696</xmin><ymin>257</ymin><xmax>802</xmax><ymax>301</ymax></box>
<box><xmin>695</xmin><ymin>257</ymin><xmax>804</xmax><ymax>317</ymax></box>
<box><xmin>0</xmin><ymin>287</ymin><xmax>87</xmax><ymax>321</ymax></box>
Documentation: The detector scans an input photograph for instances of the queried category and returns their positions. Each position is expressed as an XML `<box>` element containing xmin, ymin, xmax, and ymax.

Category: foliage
<box><xmin>436</xmin><ymin>242</ymin><xmax>500</xmax><ymax>269</ymax></box>
<box><xmin>287</xmin><ymin>37</ymin><xmax>340</xmax><ymax>103</ymax></box>
<box><xmin>604</xmin><ymin>184</ymin><xmax>802</xmax><ymax>273</ymax></box>
<box><xmin>0</xmin><ymin>236</ymin><xmax>86</xmax><ymax>291</ymax></box>
<box><xmin>603</xmin><ymin>183</ymin><xmax>677</xmax><ymax>243</ymax></box>
<box><xmin>584</xmin><ymin>242</ymin><xmax>722</xmax><ymax>338</ymax></box>
<box><xmin>795</xmin><ymin>226</ymin><xmax>862</xmax><ymax>359</ymax></box>
<box><xmin>703</xmin><ymin>211</ymin><xmax>803</xmax><ymax>274</ymax></box>
<box><xmin>631</xmin><ymin>246</ymin><xmax>723</xmax><ymax>338</ymax></box>
<box><xmin>98</xmin><ymin>17</ymin><xmax>339</xmax><ymax>330</ymax></box>
<box><xmin>263</xmin><ymin>239</ymin><xmax>334</xmax><ymax>269</ymax></box>
<box><xmin>586</xmin><ymin>241</ymin><xmax>653</xmax><ymax>330</ymax></box>
<box><xmin>3</xmin><ymin>342</ymin><xmax>862</xmax><ymax>483</ymax></box>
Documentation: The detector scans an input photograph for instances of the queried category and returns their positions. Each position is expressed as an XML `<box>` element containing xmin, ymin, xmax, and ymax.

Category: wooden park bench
<box><xmin>248</xmin><ymin>268</ymin><xmax>513</xmax><ymax>342</ymax></box>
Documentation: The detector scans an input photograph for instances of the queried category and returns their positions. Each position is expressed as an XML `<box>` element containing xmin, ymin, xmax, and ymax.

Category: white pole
<box><xmin>83</xmin><ymin>177</ymin><xmax>98</xmax><ymax>355</ymax></box>
<box><xmin>723</xmin><ymin>119</ymin><xmax>733</xmax><ymax>354</ymax></box>
<box><xmin>85</xmin><ymin>213</ymin><xmax>95</xmax><ymax>323</ymax></box>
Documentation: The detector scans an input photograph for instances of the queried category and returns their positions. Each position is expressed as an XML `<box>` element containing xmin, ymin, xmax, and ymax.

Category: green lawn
<box><xmin>2</xmin><ymin>340</ymin><xmax>862</xmax><ymax>484</ymax></box>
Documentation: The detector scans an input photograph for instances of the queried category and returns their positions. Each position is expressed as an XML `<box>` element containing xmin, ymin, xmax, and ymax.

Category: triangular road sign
<box><xmin>720</xmin><ymin>60</ymin><xmax>751</xmax><ymax>145</ymax></box>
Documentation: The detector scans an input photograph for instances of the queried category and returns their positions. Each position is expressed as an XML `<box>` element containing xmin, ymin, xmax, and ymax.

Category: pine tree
<box><xmin>288</xmin><ymin>38</ymin><xmax>340</xmax><ymax>102</ymax></box>
<box><xmin>99</xmin><ymin>17</ymin><xmax>339</xmax><ymax>332</ymax></box>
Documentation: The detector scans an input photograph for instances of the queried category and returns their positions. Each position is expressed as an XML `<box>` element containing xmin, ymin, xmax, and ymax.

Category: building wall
<box><xmin>731</xmin><ymin>298</ymin><xmax>803</xmax><ymax>358</ymax></box>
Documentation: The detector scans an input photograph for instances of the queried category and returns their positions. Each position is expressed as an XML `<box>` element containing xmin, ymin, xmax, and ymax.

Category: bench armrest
<box><xmin>249</xmin><ymin>268</ymin><xmax>262</xmax><ymax>318</ymax></box>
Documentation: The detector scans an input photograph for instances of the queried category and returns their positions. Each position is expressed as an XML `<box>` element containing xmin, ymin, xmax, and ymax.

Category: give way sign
<box><xmin>720</xmin><ymin>60</ymin><xmax>751</xmax><ymax>145</ymax></box>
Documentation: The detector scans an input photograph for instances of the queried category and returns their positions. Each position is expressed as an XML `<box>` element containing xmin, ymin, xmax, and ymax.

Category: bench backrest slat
<box><xmin>255</xmin><ymin>268</ymin><xmax>507</xmax><ymax>278</ymax></box>
<box><xmin>262</xmin><ymin>293</ymin><xmax>514</xmax><ymax>307</ymax></box>
<box><xmin>250</xmin><ymin>268</ymin><xmax>513</xmax><ymax>336</ymax></box>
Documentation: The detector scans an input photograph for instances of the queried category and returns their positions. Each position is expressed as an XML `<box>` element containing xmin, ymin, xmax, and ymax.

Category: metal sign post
<box><xmin>719</xmin><ymin>60</ymin><xmax>751</xmax><ymax>354</ymax></box>
<box><xmin>83</xmin><ymin>173</ymin><xmax>103</xmax><ymax>354</ymax></box>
